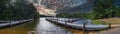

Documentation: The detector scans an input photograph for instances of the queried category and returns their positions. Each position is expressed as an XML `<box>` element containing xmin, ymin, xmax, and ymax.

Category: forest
<box><xmin>0</xmin><ymin>0</ymin><xmax>39</xmax><ymax>21</ymax></box>
<box><xmin>57</xmin><ymin>0</ymin><xmax>120</xmax><ymax>19</ymax></box>
<box><xmin>0</xmin><ymin>0</ymin><xmax>120</xmax><ymax>20</ymax></box>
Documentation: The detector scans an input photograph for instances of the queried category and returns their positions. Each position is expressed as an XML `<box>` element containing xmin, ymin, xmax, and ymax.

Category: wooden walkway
<box><xmin>46</xmin><ymin>18</ymin><xmax>118</xmax><ymax>30</ymax></box>
<box><xmin>0</xmin><ymin>19</ymin><xmax>33</xmax><ymax>28</ymax></box>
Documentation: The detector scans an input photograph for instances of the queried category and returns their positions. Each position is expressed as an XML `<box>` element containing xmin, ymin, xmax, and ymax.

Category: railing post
<box><xmin>53</xmin><ymin>17</ymin><xmax>54</xmax><ymax>21</ymax></box>
<box><xmin>83</xmin><ymin>23</ymin><xmax>86</xmax><ymax>34</ymax></box>
<box><xmin>108</xmin><ymin>23</ymin><xmax>111</xmax><ymax>28</ymax></box>
<box><xmin>9</xmin><ymin>21</ymin><xmax>12</xmax><ymax>27</ymax></box>
<box><xmin>65</xmin><ymin>19</ymin><xmax>67</xmax><ymax>27</ymax></box>
<box><xmin>56</xmin><ymin>18</ymin><xmax>58</xmax><ymax>21</ymax></box>
<box><xmin>65</xmin><ymin>19</ymin><xmax>67</xmax><ymax>34</ymax></box>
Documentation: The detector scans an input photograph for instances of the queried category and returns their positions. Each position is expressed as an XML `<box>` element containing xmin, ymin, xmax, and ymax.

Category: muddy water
<box><xmin>0</xmin><ymin>18</ymin><xmax>100</xmax><ymax>34</ymax></box>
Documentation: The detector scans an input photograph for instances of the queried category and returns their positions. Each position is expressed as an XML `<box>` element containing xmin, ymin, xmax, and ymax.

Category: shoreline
<box><xmin>97</xmin><ymin>17</ymin><xmax>120</xmax><ymax>34</ymax></box>
<box><xmin>99</xmin><ymin>17</ymin><xmax>120</xmax><ymax>24</ymax></box>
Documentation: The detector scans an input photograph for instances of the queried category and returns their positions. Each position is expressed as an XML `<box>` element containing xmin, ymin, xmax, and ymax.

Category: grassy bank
<box><xmin>99</xmin><ymin>18</ymin><xmax>120</xmax><ymax>24</ymax></box>
<box><xmin>92</xmin><ymin>18</ymin><xmax>120</xmax><ymax>25</ymax></box>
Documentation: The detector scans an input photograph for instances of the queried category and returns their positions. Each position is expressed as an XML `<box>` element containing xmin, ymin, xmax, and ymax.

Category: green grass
<box><xmin>92</xmin><ymin>20</ymin><xmax>107</xmax><ymax>25</ymax></box>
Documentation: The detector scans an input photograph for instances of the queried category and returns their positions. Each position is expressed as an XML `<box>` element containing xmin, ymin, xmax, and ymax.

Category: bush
<box><xmin>92</xmin><ymin>20</ymin><xmax>103</xmax><ymax>25</ymax></box>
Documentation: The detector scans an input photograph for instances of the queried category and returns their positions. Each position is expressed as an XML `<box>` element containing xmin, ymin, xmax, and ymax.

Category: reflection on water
<box><xmin>36</xmin><ymin>18</ymin><xmax>71</xmax><ymax>34</ymax></box>
<box><xmin>0</xmin><ymin>18</ymin><xmax>100</xmax><ymax>34</ymax></box>
<box><xmin>35</xmin><ymin>18</ymin><xmax>100</xmax><ymax>34</ymax></box>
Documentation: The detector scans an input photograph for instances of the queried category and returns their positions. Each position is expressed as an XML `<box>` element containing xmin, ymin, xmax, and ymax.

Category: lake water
<box><xmin>0</xmin><ymin>18</ymin><xmax>100</xmax><ymax>34</ymax></box>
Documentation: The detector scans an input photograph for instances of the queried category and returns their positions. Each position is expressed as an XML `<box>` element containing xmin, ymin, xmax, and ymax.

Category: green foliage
<box><xmin>56</xmin><ymin>0</ymin><xmax>120</xmax><ymax>20</ymax></box>
<box><xmin>0</xmin><ymin>0</ymin><xmax>10</xmax><ymax>20</ymax></box>
<box><xmin>92</xmin><ymin>0</ymin><xmax>120</xmax><ymax>19</ymax></box>
<box><xmin>115</xmin><ymin>7</ymin><xmax>120</xmax><ymax>17</ymax></box>
<box><xmin>56</xmin><ymin>13</ymin><xmax>95</xmax><ymax>19</ymax></box>
<box><xmin>0</xmin><ymin>0</ymin><xmax>39</xmax><ymax>21</ymax></box>
<box><xmin>92</xmin><ymin>20</ymin><xmax>103</xmax><ymax>25</ymax></box>
<box><xmin>56</xmin><ymin>13</ymin><xmax>71</xmax><ymax>18</ymax></box>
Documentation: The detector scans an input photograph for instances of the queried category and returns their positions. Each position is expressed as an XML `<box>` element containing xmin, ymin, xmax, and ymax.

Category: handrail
<box><xmin>46</xmin><ymin>18</ymin><xmax>118</xmax><ymax>30</ymax></box>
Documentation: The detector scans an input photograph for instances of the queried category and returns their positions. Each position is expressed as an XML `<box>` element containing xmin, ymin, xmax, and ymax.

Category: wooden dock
<box><xmin>0</xmin><ymin>19</ymin><xmax>33</xmax><ymax>28</ymax></box>
<box><xmin>46</xmin><ymin>18</ymin><xmax>118</xmax><ymax>31</ymax></box>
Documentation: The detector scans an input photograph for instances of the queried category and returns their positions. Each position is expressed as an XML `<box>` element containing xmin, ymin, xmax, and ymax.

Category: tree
<box><xmin>92</xmin><ymin>0</ymin><xmax>116</xmax><ymax>19</ymax></box>
<box><xmin>0</xmin><ymin>0</ymin><xmax>39</xmax><ymax>21</ymax></box>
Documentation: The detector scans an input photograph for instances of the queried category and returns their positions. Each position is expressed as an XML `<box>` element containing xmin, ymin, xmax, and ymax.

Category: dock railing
<box><xmin>45</xmin><ymin>17</ymin><xmax>113</xmax><ymax>34</ymax></box>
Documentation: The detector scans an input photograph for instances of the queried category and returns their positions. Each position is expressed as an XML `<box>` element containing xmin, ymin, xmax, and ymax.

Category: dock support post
<box><xmin>53</xmin><ymin>17</ymin><xmax>55</xmax><ymax>21</ymax></box>
<box><xmin>9</xmin><ymin>21</ymin><xmax>12</xmax><ymax>27</ymax></box>
<box><xmin>65</xmin><ymin>19</ymin><xmax>67</xmax><ymax>34</ymax></box>
<box><xmin>83</xmin><ymin>23</ymin><xmax>86</xmax><ymax>34</ymax></box>
<box><xmin>108</xmin><ymin>23</ymin><xmax>111</xmax><ymax>28</ymax></box>
<box><xmin>56</xmin><ymin>18</ymin><xmax>58</xmax><ymax>22</ymax></box>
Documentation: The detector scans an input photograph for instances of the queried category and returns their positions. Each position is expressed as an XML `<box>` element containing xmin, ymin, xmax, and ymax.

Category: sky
<box><xmin>37</xmin><ymin>0</ymin><xmax>93</xmax><ymax>16</ymax></box>
<box><xmin>114</xmin><ymin>0</ymin><xmax>120</xmax><ymax>7</ymax></box>
<box><xmin>37</xmin><ymin>0</ymin><xmax>120</xmax><ymax>16</ymax></box>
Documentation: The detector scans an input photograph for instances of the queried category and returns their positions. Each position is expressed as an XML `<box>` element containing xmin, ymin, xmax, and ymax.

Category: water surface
<box><xmin>0</xmin><ymin>18</ymin><xmax>100</xmax><ymax>34</ymax></box>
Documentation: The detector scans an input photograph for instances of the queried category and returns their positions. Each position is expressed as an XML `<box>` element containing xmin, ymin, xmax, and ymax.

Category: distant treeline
<box><xmin>57</xmin><ymin>0</ymin><xmax>120</xmax><ymax>19</ymax></box>
<box><xmin>0</xmin><ymin>0</ymin><xmax>39</xmax><ymax>21</ymax></box>
<box><xmin>40</xmin><ymin>15</ymin><xmax>48</xmax><ymax>17</ymax></box>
